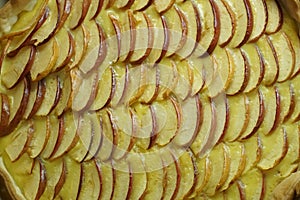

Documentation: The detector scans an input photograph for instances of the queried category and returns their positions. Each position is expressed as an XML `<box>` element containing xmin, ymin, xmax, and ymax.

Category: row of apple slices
<box><xmin>2</xmin><ymin>119</ymin><xmax>298</xmax><ymax>200</ymax></box>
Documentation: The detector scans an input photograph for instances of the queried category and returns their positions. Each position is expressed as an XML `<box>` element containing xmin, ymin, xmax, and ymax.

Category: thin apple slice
<box><xmin>256</xmin><ymin>35</ymin><xmax>279</xmax><ymax>86</ymax></box>
<box><xmin>87</xmin><ymin>0</ymin><xmax>104</xmax><ymax>20</ymax></box>
<box><xmin>224</xmin><ymin>181</ymin><xmax>243</xmax><ymax>199</ymax></box>
<box><xmin>25</xmin><ymin>80</ymin><xmax>46</xmax><ymax>119</ymax></box>
<box><xmin>247</xmin><ymin>0</ymin><xmax>267</xmax><ymax>42</ymax></box>
<box><xmin>66</xmin><ymin>0</ymin><xmax>91</xmax><ymax>29</ymax></box>
<box><xmin>28</xmin><ymin>117</ymin><xmax>50</xmax><ymax>158</ymax></box>
<box><xmin>224</xmin><ymin>94</ymin><xmax>249</xmax><ymax>142</ymax></box>
<box><xmin>41</xmin><ymin>115</ymin><xmax>60</xmax><ymax>159</ymax></box>
<box><xmin>263</xmin><ymin>166</ymin><xmax>287</xmax><ymax>199</ymax></box>
<box><xmin>214</xmin><ymin>0</ymin><xmax>233</xmax><ymax>47</ymax></box>
<box><xmin>173</xmin><ymin>95</ymin><xmax>202</xmax><ymax>147</ymax></box>
<box><xmin>55</xmin><ymin>0</ymin><xmax>73</xmax><ymax>32</ymax></box>
<box><xmin>173</xmin><ymin>60</ymin><xmax>192</xmax><ymax>100</ymax></box>
<box><xmin>111</xmin><ymin>161</ymin><xmax>130</xmax><ymax>200</ymax></box>
<box><xmin>52</xmin><ymin>28</ymin><xmax>75</xmax><ymax>72</ymax></box>
<box><xmin>35</xmin><ymin>74</ymin><xmax>60</xmax><ymax>116</ymax></box>
<box><xmin>240</xmin><ymin>44</ymin><xmax>264</xmax><ymax>93</ymax></box>
<box><xmin>30</xmin><ymin>0</ymin><xmax>59</xmax><ymax>45</ymax></box>
<box><xmin>40</xmin><ymin>158</ymin><xmax>65</xmax><ymax>200</ymax></box>
<box><xmin>110</xmin><ymin>64</ymin><xmax>127</xmax><ymax>107</ymax></box>
<box><xmin>192</xmin><ymin>157</ymin><xmax>212</xmax><ymax>196</ymax></box>
<box><xmin>290</xmin><ymin>75</ymin><xmax>300</xmax><ymax>122</ymax></box>
<box><xmin>219</xmin><ymin>142</ymin><xmax>246</xmax><ymax>191</ymax></box>
<box><xmin>268</xmin><ymin>32</ymin><xmax>295</xmax><ymax>82</ymax></box>
<box><xmin>56</xmin><ymin>156</ymin><xmax>81</xmax><ymax>199</ymax></box>
<box><xmin>114</xmin><ymin>0</ymin><xmax>134</xmax><ymax>9</ymax></box>
<box><xmin>174</xmin><ymin>1</ymin><xmax>199</xmax><ymax>59</ymax></box>
<box><xmin>188</xmin><ymin>59</ymin><xmax>205</xmax><ymax>96</ymax></box>
<box><xmin>78</xmin><ymin>20</ymin><xmax>107</xmax><ymax>74</ymax></box>
<box><xmin>131</xmin><ymin>0</ymin><xmax>152</xmax><ymax>11</ymax></box>
<box><xmin>71</xmin><ymin>69</ymin><xmax>98</xmax><ymax>112</ymax></box>
<box><xmin>5</xmin><ymin>120</ymin><xmax>33</xmax><ymax>162</ymax></box>
<box><xmin>141</xmin><ymin>153</ymin><xmax>165</xmax><ymax>199</ymax></box>
<box><xmin>202</xmin><ymin>143</ymin><xmax>230</xmax><ymax>196</ymax></box>
<box><xmin>257</xmin><ymin>127</ymin><xmax>288</xmax><ymax>170</ymax></box>
<box><xmin>200</xmin><ymin>93</ymin><xmax>228</xmax><ymax>156</ymax></box>
<box><xmin>221</xmin><ymin>0</ymin><xmax>253</xmax><ymax>48</ymax></box>
<box><xmin>77</xmin><ymin>160</ymin><xmax>102</xmax><ymax>199</ymax></box>
<box><xmin>265</xmin><ymin>0</ymin><xmax>283</xmax><ymax>34</ymax></box>
<box><xmin>237</xmin><ymin>168</ymin><xmax>265</xmax><ymax>199</ymax></box>
<box><xmin>243</xmin><ymin>135</ymin><xmax>262</xmax><ymax>173</ymax></box>
<box><xmin>68</xmin><ymin>113</ymin><xmax>93</xmax><ymax>163</ymax></box>
<box><xmin>238</xmin><ymin>89</ymin><xmax>264</xmax><ymax>140</ymax></box>
<box><xmin>23</xmin><ymin>81</ymin><xmax>38</xmax><ymax>119</ymax></box>
<box><xmin>69</xmin><ymin>23</ymin><xmax>90</xmax><ymax>69</ymax></box>
<box><xmin>258</xmin><ymin>86</ymin><xmax>280</xmax><ymax>135</ymax></box>
<box><xmin>225</xmin><ymin>48</ymin><xmax>249</xmax><ymax>95</ymax></box>
<box><xmin>1</xmin><ymin>45</ymin><xmax>35</xmax><ymax>89</ymax></box>
<box><xmin>50</xmin><ymin>112</ymin><xmax>79</xmax><ymax>159</ymax></box>
<box><xmin>90</xmin><ymin>66</ymin><xmax>114</xmax><ymax>110</ymax></box>
<box><xmin>96</xmin><ymin>110</ymin><xmax>115</xmax><ymax>162</ymax></box>
<box><xmin>30</xmin><ymin>37</ymin><xmax>59</xmax><ymax>81</ymax></box>
<box><xmin>98</xmin><ymin>161</ymin><xmax>114</xmax><ymax>200</ymax></box>
<box><xmin>278</xmin><ymin>82</ymin><xmax>295</xmax><ymax>122</ymax></box>
<box><xmin>154</xmin><ymin>0</ymin><xmax>174</xmax><ymax>13</ymax></box>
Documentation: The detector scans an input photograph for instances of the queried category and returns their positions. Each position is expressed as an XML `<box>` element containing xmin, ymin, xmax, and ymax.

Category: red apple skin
<box><xmin>240</xmin><ymin>50</ymin><xmax>250</xmax><ymax>93</ymax></box>
<box><xmin>71</xmin><ymin>0</ymin><xmax>91</xmax><ymax>30</ymax></box>
<box><xmin>148</xmin><ymin>105</ymin><xmax>158</xmax><ymax>149</ymax></box>
<box><xmin>206</xmin><ymin>0</ymin><xmax>221</xmax><ymax>55</ymax></box>
<box><xmin>76</xmin><ymin>164</ymin><xmax>84</xmax><ymax>200</ymax></box>
<box><xmin>91</xmin><ymin>0</ymin><xmax>104</xmax><ymax>19</ymax></box>
<box><xmin>49</xmin><ymin>77</ymin><xmax>63</xmax><ymax>114</ymax></box>
<box><xmin>28</xmin><ymin>79</ymin><xmax>46</xmax><ymax>119</ymax></box>
<box><xmin>283</xmin><ymin>84</ymin><xmax>295</xmax><ymax>122</ymax></box>
<box><xmin>265</xmin><ymin>36</ymin><xmax>279</xmax><ymax>86</ymax></box>
<box><xmin>255</xmin><ymin>45</ymin><xmax>265</xmax><ymax>88</ymax></box>
<box><xmin>36</xmin><ymin>159</ymin><xmax>47</xmax><ymax>200</ymax></box>
<box><xmin>170</xmin><ymin>151</ymin><xmax>181</xmax><ymax>200</ymax></box>
<box><xmin>94</xmin><ymin>159</ymin><xmax>103</xmax><ymax>200</ymax></box>
<box><xmin>124</xmin><ymin>11</ymin><xmax>136</xmax><ymax>62</ymax></box>
<box><xmin>189</xmin><ymin>2</ymin><xmax>201</xmax><ymax>57</ymax></box>
<box><xmin>0</xmin><ymin>94</ymin><xmax>10</xmax><ymax>136</ymax></box>
<box><xmin>173</xmin><ymin>5</ymin><xmax>188</xmax><ymax>56</ymax></box>
<box><xmin>109</xmin><ymin>15</ymin><xmax>121</xmax><ymax>62</ymax></box>
<box><xmin>49</xmin><ymin>116</ymin><xmax>65</xmax><ymax>159</ymax></box>
<box><xmin>54</xmin><ymin>159</ymin><xmax>66</xmax><ymax>198</ymax></box>
<box><xmin>156</xmin><ymin>15</ymin><xmax>170</xmax><ymax>64</ymax></box>
<box><xmin>136</xmin><ymin>0</ymin><xmax>154</xmax><ymax>11</ymax></box>
<box><xmin>237</xmin><ymin>0</ymin><xmax>254</xmax><ymax>48</ymax></box>
<box><xmin>120</xmin><ymin>0</ymin><xmax>135</xmax><ymax>10</ymax></box>
<box><xmin>269</xmin><ymin>86</ymin><xmax>281</xmax><ymax>133</ymax></box>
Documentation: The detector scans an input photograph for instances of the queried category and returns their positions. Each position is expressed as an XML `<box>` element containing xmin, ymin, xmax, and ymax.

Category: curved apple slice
<box><xmin>96</xmin><ymin>110</ymin><xmax>115</xmax><ymax>162</ymax></box>
<box><xmin>173</xmin><ymin>95</ymin><xmax>202</xmax><ymax>147</ymax></box>
<box><xmin>258</xmin><ymin>86</ymin><xmax>280</xmax><ymax>135</ymax></box>
<box><xmin>35</xmin><ymin>75</ymin><xmax>60</xmax><ymax>116</ymax></box>
<box><xmin>30</xmin><ymin>37</ymin><xmax>59</xmax><ymax>81</ymax></box>
<box><xmin>239</xmin><ymin>89</ymin><xmax>264</xmax><ymax>140</ymax></box>
<box><xmin>87</xmin><ymin>0</ymin><xmax>104</xmax><ymax>20</ymax></box>
<box><xmin>27</xmin><ymin>80</ymin><xmax>46</xmax><ymax>119</ymax></box>
<box><xmin>290</xmin><ymin>75</ymin><xmax>300</xmax><ymax>122</ymax></box>
<box><xmin>237</xmin><ymin>168</ymin><xmax>265</xmax><ymax>199</ymax></box>
<box><xmin>1</xmin><ymin>45</ymin><xmax>35</xmax><ymax>89</ymax></box>
<box><xmin>224</xmin><ymin>94</ymin><xmax>249</xmax><ymax>142</ymax></box>
<box><xmin>31</xmin><ymin>0</ymin><xmax>59</xmax><ymax>45</ymax></box>
<box><xmin>240</xmin><ymin>44</ymin><xmax>264</xmax><ymax>93</ymax></box>
<box><xmin>193</xmin><ymin>157</ymin><xmax>212</xmax><ymax>196</ymax></box>
<box><xmin>110</xmin><ymin>64</ymin><xmax>127</xmax><ymax>107</ymax></box>
<box><xmin>56</xmin><ymin>157</ymin><xmax>81</xmax><ymax>199</ymax></box>
<box><xmin>248</xmin><ymin>0</ymin><xmax>267</xmax><ymax>42</ymax></box>
<box><xmin>110</xmin><ymin>161</ymin><xmax>130</xmax><ymax>200</ymax></box>
<box><xmin>265</xmin><ymin>0</ymin><xmax>283</xmax><ymax>34</ymax></box>
<box><xmin>55</xmin><ymin>0</ymin><xmax>73</xmax><ymax>32</ymax></box>
<box><xmin>50</xmin><ymin>112</ymin><xmax>79</xmax><ymax>159</ymax></box>
<box><xmin>221</xmin><ymin>0</ymin><xmax>253</xmax><ymax>48</ymax></box>
<box><xmin>154</xmin><ymin>0</ymin><xmax>174</xmax><ymax>13</ymax></box>
<box><xmin>173</xmin><ymin>60</ymin><xmax>193</xmax><ymax>100</ymax></box>
<box><xmin>23</xmin><ymin>81</ymin><xmax>38</xmax><ymax>119</ymax></box>
<box><xmin>243</xmin><ymin>135</ymin><xmax>262</xmax><ymax>173</ymax></box>
<box><xmin>40</xmin><ymin>158</ymin><xmax>65</xmax><ymax>200</ymax></box>
<box><xmin>131</xmin><ymin>0</ymin><xmax>152</xmax><ymax>11</ymax></box>
<box><xmin>28</xmin><ymin>117</ymin><xmax>50</xmax><ymax>158</ymax></box>
<box><xmin>98</xmin><ymin>161</ymin><xmax>114</xmax><ymax>200</ymax></box>
<box><xmin>225</xmin><ymin>48</ymin><xmax>249</xmax><ymax>95</ymax></box>
<box><xmin>114</xmin><ymin>0</ymin><xmax>134</xmax><ymax>9</ymax></box>
<box><xmin>224</xmin><ymin>181</ymin><xmax>244</xmax><ymax>199</ymax></box>
<box><xmin>219</xmin><ymin>142</ymin><xmax>246</xmax><ymax>191</ymax></box>
<box><xmin>279</xmin><ymin>82</ymin><xmax>295</xmax><ymax>122</ymax></box>
<box><xmin>78</xmin><ymin>160</ymin><xmax>102</xmax><ymax>199</ymax></box>
<box><xmin>214</xmin><ymin>0</ymin><xmax>233</xmax><ymax>47</ymax></box>
<box><xmin>257</xmin><ymin>127</ymin><xmax>288</xmax><ymax>170</ymax></box>
<box><xmin>268</xmin><ymin>32</ymin><xmax>295</xmax><ymax>82</ymax></box>
<box><xmin>0</xmin><ymin>94</ymin><xmax>10</xmax><ymax>133</ymax></box>
<box><xmin>66</xmin><ymin>0</ymin><xmax>91</xmax><ymax>29</ymax></box>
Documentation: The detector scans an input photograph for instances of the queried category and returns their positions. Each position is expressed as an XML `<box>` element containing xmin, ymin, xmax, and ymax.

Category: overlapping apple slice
<box><xmin>110</xmin><ymin>161</ymin><xmax>131</xmax><ymax>200</ymax></box>
<box><xmin>130</xmin><ymin>0</ymin><xmax>152</xmax><ymax>11</ymax></box>
<box><xmin>65</xmin><ymin>0</ymin><xmax>90</xmax><ymax>30</ymax></box>
<box><xmin>224</xmin><ymin>181</ymin><xmax>243</xmax><ymax>199</ymax></box>
<box><xmin>87</xmin><ymin>0</ymin><xmax>104</xmax><ymax>20</ymax></box>
<box><xmin>173</xmin><ymin>60</ymin><xmax>193</xmax><ymax>100</ymax></box>
<box><xmin>138</xmin><ymin>65</ymin><xmax>159</xmax><ymax>104</ymax></box>
<box><xmin>98</xmin><ymin>161</ymin><xmax>114</xmax><ymax>200</ymax></box>
<box><xmin>110</xmin><ymin>64</ymin><xmax>127</xmax><ymax>107</ymax></box>
<box><xmin>265</xmin><ymin>0</ymin><xmax>283</xmax><ymax>34</ymax></box>
<box><xmin>154</xmin><ymin>0</ymin><xmax>174</xmax><ymax>13</ymax></box>
<box><xmin>289</xmin><ymin>75</ymin><xmax>300</xmax><ymax>122</ymax></box>
<box><xmin>278</xmin><ymin>82</ymin><xmax>295</xmax><ymax>122</ymax></box>
<box><xmin>113</xmin><ymin>0</ymin><xmax>134</xmax><ymax>9</ymax></box>
<box><xmin>192</xmin><ymin>157</ymin><xmax>212</xmax><ymax>196</ymax></box>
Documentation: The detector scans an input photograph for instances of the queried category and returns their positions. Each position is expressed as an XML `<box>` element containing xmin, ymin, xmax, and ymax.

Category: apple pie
<box><xmin>0</xmin><ymin>0</ymin><xmax>299</xmax><ymax>199</ymax></box>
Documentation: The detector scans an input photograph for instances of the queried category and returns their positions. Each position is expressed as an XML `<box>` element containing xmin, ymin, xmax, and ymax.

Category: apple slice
<box><xmin>77</xmin><ymin>160</ymin><xmax>102</xmax><ymax>199</ymax></box>
<box><xmin>238</xmin><ymin>89</ymin><xmax>264</xmax><ymax>140</ymax></box>
<box><xmin>71</xmin><ymin>69</ymin><xmax>98</xmax><ymax>112</ymax></box>
<box><xmin>78</xmin><ymin>20</ymin><xmax>107</xmax><ymax>74</ymax></box>
<box><xmin>257</xmin><ymin>127</ymin><xmax>288</xmax><ymax>170</ymax></box>
<box><xmin>66</xmin><ymin>0</ymin><xmax>91</xmax><ymax>29</ymax></box>
<box><xmin>279</xmin><ymin>82</ymin><xmax>295</xmax><ymax>122</ymax></box>
<box><xmin>56</xmin><ymin>156</ymin><xmax>81</xmax><ymax>199</ymax></box>
<box><xmin>223</xmin><ymin>94</ymin><xmax>249</xmax><ymax>142</ymax></box>
<box><xmin>28</xmin><ymin>117</ymin><xmax>50</xmax><ymax>158</ymax></box>
<box><xmin>110</xmin><ymin>64</ymin><xmax>127</xmax><ymax>107</ymax></box>
<box><xmin>114</xmin><ymin>0</ymin><xmax>134</xmax><ymax>9</ymax></box>
<box><xmin>1</xmin><ymin>45</ymin><xmax>35</xmax><ymax>89</ymax></box>
<box><xmin>224</xmin><ymin>181</ymin><xmax>244</xmax><ymax>199</ymax></box>
<box><xmin>30</xmin><ymin>37</ymin><xmax>59</xmax><ymax>81</ymax></box>
<box><xmin>199</xmin><ymin>93</ymin><xmax>228</xmax><ymax>157</ymax></box>
<box><xmin>98</xmin><ymin>161</ymin><xmax>114</xmax><ymax>200</ymax></box>
<box><xmin>220</xmin><ymin>0</ymin><xmax>253</xmax><ymax>48</ymax></box>
<box><xmin>257</xmin><ymin>86</ymin><xmax>280</xmax><ymax>135</ymax></box>
<box><xmin>69</xmin><ymin>23</ymin><xmax>90</xmax><ymax>69</ymax></box>
<box><xmin>214</xmin><ymin>0</ymin><xmax>233</xmax><ymax>47</ymax></box>
<box><xmin>290</xmin><ymin>75</ymin><xmax>300</xmax><ymax>122</ymax></box>
<box><xmin>5</xmin><ymin>120</ymin><xmax>33</xmax><ymax>162</ymax></box>
<box><xmin>26</xmin><ymin>79</ymin><xmax>46</xmax><ymax>119</ymax></box>
<box><xmin>225</xmin><ymin>48</ymin><xmax>249</xmax><ymax>95</ymax></box>
<box><xmin>109</xmin><ymin>106</ymin><xmax>134</xmax><ymax>160</ymax></box>
<box><xmin>173</xmin><ymin>95</ymin><xmax>202</xmax><ymax>147</ymax></box>
<box><xmin>50</xmin><ymin>112</ymin><xmax>79</xmax><ymax>159</ymax></box>
<box><xmin>111</xmin><ymin>161</ymin><xmax>130</xmax><ymax>200</ymax></box>
<box><xmin>240</xmin><ymin>44</ymin><xmax>264</xmax><ymax>93</ymax></box>
<box><xmin>256</xmin><ymin>35</ymin><xmax>279</xmax><ymax>86</ymax></box>
<box><xmin>265</xmin><ymin>0</ymin><xmax>283</xmax><ymax>34</ymax></box>
<box><xmin>219</xmin><ymin>142</ymin><xmax>246</xmax><ymax>191</ymax></box>
<box><xmin>192</xmin><ymin>157</ymin><xmax>212</xmax><ymax>196</ymax></box>
<box><xmin>154</xmin><ymin>0</ymin><xmax>174</xmax><ymax>13</ymax></box>
<box><xmin>173</xmin><ymin>60</ymin><xmax>192</xmax><ymax>100</ymax></box>
<box><xmin>30</xmin><ymin>0</ymin><xmax>59</xmax><ymax>45</ymax></box>
<box><xmin>40</xmin><ymin>158</ymin><xmax>65</xmax><ymax>200</ymax></box>
<box><xmin>23</xmin><ymin>81</ymin><xmax>38</xmax><ymax>119</ymax></box>
<box><xmin>131</xmin><ymin>0</ymin><xmax>152</xmax><ymax>11</ymax></box>
<box><xmin>237</xmin><ymin>168</ymin><xmax>265</xmax><ymax>199</ymax></box>
<box><xmin>55</xmin><ymin>0</ymin><xmax>73</xmax><ymax>32</ymax></box>
<box><xmin>268</xmin><ymin>32</ymin><xmax>295</xmax><ymax>82</ymax></box>
<box><xmin>0</xmin><ymin>94</ymin><xmax>10</xmax><ymax>134</ymax></box>
<box><xmin>243</xmin><ymin>135</ymin><xmax>262</xmax><ymax>173</ymax></box>
<box><xmin>90</xmin><ymin>66</ymin><xmax>114</xmax><ymax>110</ymax></box>
<box><xmin>35</xmin><ymin>74</ymin><xmax>60</xmax><ymax>116</ymax></box>
<box><xmin>52</xmin><ymin>28</ymin><xmax>75</xmax><ymax>72</ymax></box>
<box><xmin>95</xmin><ymin>110</ymin><xmax>115</xmax><ymax>162</ymax></box>
<box><xmin>87</xmin><ymin>0</ymin><xmax>104</xmax><ymax>20</ymax></box>
<box><xmin>202</xmin><ymin>143</ymin><xmax>230</xmax><ymax>196</ymax></box>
